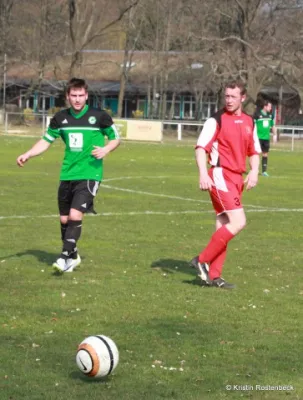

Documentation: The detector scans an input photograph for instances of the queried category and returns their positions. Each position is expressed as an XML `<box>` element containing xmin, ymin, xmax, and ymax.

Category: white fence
<box><xmin>275</xmin><ymin>125</ymin><xmax>303</xmax><ymax>151</ymax></box>
<box><xmin>162</xmin><ymin>120</ymin><xmax>303</xmax><ymax>151</ymax></box>
<box><xmin>162</xmin><ymin>121</ymin><xmax>204</xmax><ymax>140</ymax></box>
<box><xmin>1</xmin><ymin>112</ymin><xmax>303</xmax><ymax>151</ymax></box>
<box><xmin>2</xmin><ymin>112</ymin><xmax>48</xmax><ymax>136</ymax></box>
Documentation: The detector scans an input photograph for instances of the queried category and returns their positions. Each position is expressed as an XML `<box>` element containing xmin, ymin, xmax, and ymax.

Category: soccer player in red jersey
<box><xmin>190</xmin><ymin>80</ymin><xmax>261</xmax><ymax>289</ymax></box>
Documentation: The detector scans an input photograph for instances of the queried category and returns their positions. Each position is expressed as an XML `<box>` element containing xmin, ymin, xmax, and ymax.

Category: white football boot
<box><xmin>64</xmin><ymin>254</ymin><xmax>81</xmax><ymax>272</ymax></box>
<box><xmin>52</xmin><ymin>257</ymin><xmax>66</xmax><ymax>274</ymax></box>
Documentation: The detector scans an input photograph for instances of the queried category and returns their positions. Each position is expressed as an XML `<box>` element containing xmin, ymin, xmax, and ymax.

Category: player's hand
<box><xmin>244</xmin><ymin>170</ymin><xmax>258</xmax><ymax>191</ymax></box>
<box><xmin>17</xmin><ymin>154</ymin><xmax>30</xmax><ymax>167</ymax></box>
<box><xmin>91</xmin><ymin>146</ymin><xmax>109</xmax><ymax>160</ymax></box>
<box><xmin>199</xmin><ymin>173</ymin><xmax>214</xmax><ymax>191</ymax></box>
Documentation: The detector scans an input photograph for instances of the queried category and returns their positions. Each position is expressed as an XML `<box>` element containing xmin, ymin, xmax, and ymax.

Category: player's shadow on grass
<box><xmin>19</xmin><ymin>250</ymin><xmax>58</xmax><ymax>265</ymax></box>
<box><xmin>151</xmin><ymin>258</ymin><xmax>202</xmax><ymax>286</ymax></box>
<box><xmin>0</xmin><ymin>250</ymin><xmax>58</xmax><ymax>266</ymax></box>
<box><xmin>1</xmin><ymin>249</ymin><xmax>86</xmax><ymax>267</ymax></box>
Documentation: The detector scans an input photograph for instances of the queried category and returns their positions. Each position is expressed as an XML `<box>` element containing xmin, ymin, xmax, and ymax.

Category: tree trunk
<box><xmin>168</xmin><ymin>92</ymin><xmax>176</xmax><ymax>120</ymax></box>
<box><xmin>152</xmin><ymin>74</ymin><xmax>158</xmax><ymax>119</ymax></box>
<box><xmin>147</xmin><ymin>80</ymin><xmax>151</xmax><ymax>119</ymax></box>
<box><xmin>117</xmin><ymin>67</ymin><xmax>127</xmax><ymax>118</ymax></box>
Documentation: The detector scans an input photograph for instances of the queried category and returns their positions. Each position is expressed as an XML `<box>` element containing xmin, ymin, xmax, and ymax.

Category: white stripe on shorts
<box><xmin>213</xmin><ymin>167</ymin><xmax>228</xmax><ymax>192</ymax></box>
<box><xmin>87</xmin><ymin>180</ymin><xmax>100</xmax><ymax>196</ymax></box>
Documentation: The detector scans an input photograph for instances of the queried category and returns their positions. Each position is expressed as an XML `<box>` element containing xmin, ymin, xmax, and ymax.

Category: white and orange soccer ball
<box><xmin>76</xmin><ymin>335</ymin><xmax>119</xmax><ymax>378</ymax></box>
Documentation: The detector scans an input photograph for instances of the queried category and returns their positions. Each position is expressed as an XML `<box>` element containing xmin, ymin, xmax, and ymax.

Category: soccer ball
<box><xmin>76</xmin><ymin>335</ymin><xmax>119</xmax><ymax>378</ymax></box>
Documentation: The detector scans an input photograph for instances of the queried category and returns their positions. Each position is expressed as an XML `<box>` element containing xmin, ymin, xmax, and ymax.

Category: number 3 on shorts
<box><xmin>234</xmin><ymin>197</ymin><xmax>240</xmax><ymax>206</ymax></box>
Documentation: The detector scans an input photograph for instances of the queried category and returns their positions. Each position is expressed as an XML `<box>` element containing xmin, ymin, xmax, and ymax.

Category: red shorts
<box><xmin>208</xmin><ymin>167</ymin><xmax>244</xmax><ymax>215</ymax></box>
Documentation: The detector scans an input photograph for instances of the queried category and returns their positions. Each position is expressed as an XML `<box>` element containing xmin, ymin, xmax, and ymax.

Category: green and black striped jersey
<box><xmin>43</xmin><ymin>105</ymin><xmax>119</xmax><ymax>181</ymax></box>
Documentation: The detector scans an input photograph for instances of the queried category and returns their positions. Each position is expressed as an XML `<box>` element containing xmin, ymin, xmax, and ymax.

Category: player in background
<box><xmin>17</xmin><ymin>78</ymin><xmax>120</xmax><ymax>273</ymax></box>
<box><xmin>254</xmin><ymin>99</ymin><xmax>277</xmax><ymax>177</ymax></box>
<box><xmin>190</xmin><ymin>80</ymin><xmax>261</xmax><ymax>289</ymax></box>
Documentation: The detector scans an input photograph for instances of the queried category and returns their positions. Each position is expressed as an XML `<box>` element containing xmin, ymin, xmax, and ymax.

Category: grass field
<box><xmin>1</xmin><ymin>136</ymin><xmax>302</xmax><ymax>400</ymax></box>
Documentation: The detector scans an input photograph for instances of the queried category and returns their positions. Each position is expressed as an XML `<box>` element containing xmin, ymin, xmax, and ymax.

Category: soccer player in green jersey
<box><xmin>17</xmin><ymin>78</ymin><xmax>120</xmax><ymax>273</ymax></box>
<box><xmin>254</xmin><ymin>100</ymin><xmax>277</xmax><ymax>177</ymax></box>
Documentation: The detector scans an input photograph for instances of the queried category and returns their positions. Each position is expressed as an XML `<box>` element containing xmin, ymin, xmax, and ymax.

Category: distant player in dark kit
<box><xmin>190</xmin><ymin>80</ymin><xmax>261</xmax><ymax>289</ymax></box>
<box><xmin>254</xmin><ymin>99</ymin><xmax>277</xmax><ymax>177</ymax></box>
<box><xmin>17</xmin><ymin>78</ymin><xmax>120</xmax><ymax>273</ymax></box>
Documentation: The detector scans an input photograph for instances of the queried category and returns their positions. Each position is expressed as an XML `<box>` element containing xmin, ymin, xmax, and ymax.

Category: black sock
<box><xmin>60</xmin><ymin>223</ymin><xmax>68</xmax><ymax>241</ymax></box>
<box><xmin>262</xmin><ymin>156</ymin><xmax>268</xmax><ymax>173</ymax></box>
<box><xmin>61</xmin><ymin>220</ymin><xmax>82</xmax><ymax>259</ymax></box>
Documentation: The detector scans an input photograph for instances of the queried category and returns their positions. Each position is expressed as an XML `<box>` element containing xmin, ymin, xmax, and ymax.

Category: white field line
<box><xmin>103</xmin><ymin>176</ymin><xmax>169</xmax><ymax>182</ymax></box>
<box><xmin>0</xmin><ymin>176</ymin><xmax>301</xmax><ymax>221</ymax></box>
<box><xmin>103</xmin><ymin>175</ymin><xmax>295</xmax><ymax>181</ymax></box>
<box><xmin>1</xmin><ymin>208</ymin><xmax>303</xmax><ymax>221</ymax></box>
<box><xmin>101</xmin><ymin>183</ymin><xmax>211</xmax><ymax>204</ymax></box>
<box><xmin>101</xmin><ymin>183</ymin><xmax>274</xmax><ymax>210</ymax></box>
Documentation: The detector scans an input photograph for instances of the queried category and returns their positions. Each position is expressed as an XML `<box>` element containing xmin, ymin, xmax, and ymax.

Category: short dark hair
<box><xmin>224</xmin><ymin>80</ymin><xmax>247</xmax><ymax>96</ymax></box>
<box><xmin>255</xmin><ymin>93</ymin><xmax>272</xmax><ymax>109</ymax></box>
<box><xmin>66</xmin><ymin>78</ymin><xmax>88</xmax><ymax>94</ymax></box>
<box><xmin>261</xmin><ymin>99</ymin><xmax>272</xmax><ymax>108</ymax></box>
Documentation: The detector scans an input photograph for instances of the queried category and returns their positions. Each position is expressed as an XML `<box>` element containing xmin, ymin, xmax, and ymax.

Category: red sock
<box><xmin>209</xmin><ymin>249</ymin><xmax>227</xmax><ymax>280</ymax></box>
<box><xmin>198</xmin><ymin>225</ymin><xmax>234</xmax><ymax>265</ymax></box>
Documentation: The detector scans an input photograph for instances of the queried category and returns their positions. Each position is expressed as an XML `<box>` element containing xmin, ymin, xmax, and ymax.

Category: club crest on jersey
<box><xmin>245</xmin><ymin>126</ymin><xmax>252</xmax><ymax>134</ymax></box>
<box><xmin>88</xmin><ymin>116</ymin><xmax>97</xmax><ymax>124</ymax></box>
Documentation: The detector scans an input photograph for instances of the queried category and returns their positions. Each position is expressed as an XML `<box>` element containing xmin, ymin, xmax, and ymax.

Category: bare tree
<box><xmin>187</xmin><ymin>0</ymin><xmax>303</xmax><ymax>113</ymax></box>
<box><xmin>3</xmin><ymin>0</ymin><xmax>303</xmax><ymax>121</ymax></box>
<box><xmin>0</xmin><ymin>0</ymin><xmax>14</xmax><ymax>106</ymax></box>
<box><xmin>117</xmin><ymin>2</ymin><xmax>143</xmax><ymax>118</ymax></box>
<box><xmin>0</xmin><ymin>0</ymin><xmax>14</xmax><ymax>53</ymax></box>
<box><xmin>9</xmin><ymin>0</ymin><xmax>67</xmax><ymax>105</ymax></box>
<box><xmin>67</xmin><ymin>0</ymin><xmax>140</xmax><ymax>77</ymax></box>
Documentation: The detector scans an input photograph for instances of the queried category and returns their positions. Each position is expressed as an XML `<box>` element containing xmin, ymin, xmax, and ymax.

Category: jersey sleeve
<box><xmin>248</xmin><ymin>124</ymin><xmax>262</xmax><ymax>156</ymax></box>
<box><xmin>99</xmin><ymin>111</ymin><xmax>120</xmax><ymax>140</ymax></box>
<box><xmin>43</xmin><ymin>114</ymin><xmax>61</xmax><ymax>143</ymax></box>
<box><xmin>196</xmin><ymin>118</ymin><xmax>218</xmax><ymax>153</ymax></box>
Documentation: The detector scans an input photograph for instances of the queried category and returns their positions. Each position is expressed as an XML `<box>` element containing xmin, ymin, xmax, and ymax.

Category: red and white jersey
<box><xmin>196</xmin><ymin>109</ymin><xmax>261</xmax><ymax>174</ymax></box>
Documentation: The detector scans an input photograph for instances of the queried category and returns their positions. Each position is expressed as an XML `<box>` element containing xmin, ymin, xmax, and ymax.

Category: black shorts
<box><xmin>58</xmin><ymin>180</ymin><xmax>100</xmax><ymax>216</ymax></box>
<box><xmin>259</xmin><ymin>139</ymin><xmax>270</xmax><ymax>153</ymax></box>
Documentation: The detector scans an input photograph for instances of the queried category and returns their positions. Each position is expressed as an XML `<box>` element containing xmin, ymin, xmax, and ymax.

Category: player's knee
<box><xmin>237</xmin><ymin>218</ymin><xmax>246</xmax><ymax>232</ymax></box>
<box><xmin>69</xmin><ymin>208</ymin><xmax>83</xmax><ymax>221</ymax></box>
<box><xmin>230</xmin><ymin>214</ymin><xmax>246</xmax><ymax>234</ymax></box>
<box><xmin>60</xmin><ymin>215</ymin><xmax>69</xmax><ymax>224</ymax></box>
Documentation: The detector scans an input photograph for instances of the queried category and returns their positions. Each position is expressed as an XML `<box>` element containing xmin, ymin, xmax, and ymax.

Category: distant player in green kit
<box><xmin>254</xmin><ymin>100</ymin><xmax>277</xmax><ymax>177</ymax></box>
<box><xmin>17</xmin><ymin>78</ymin><xmax>120</xmax><ymax>273</ymax></box>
